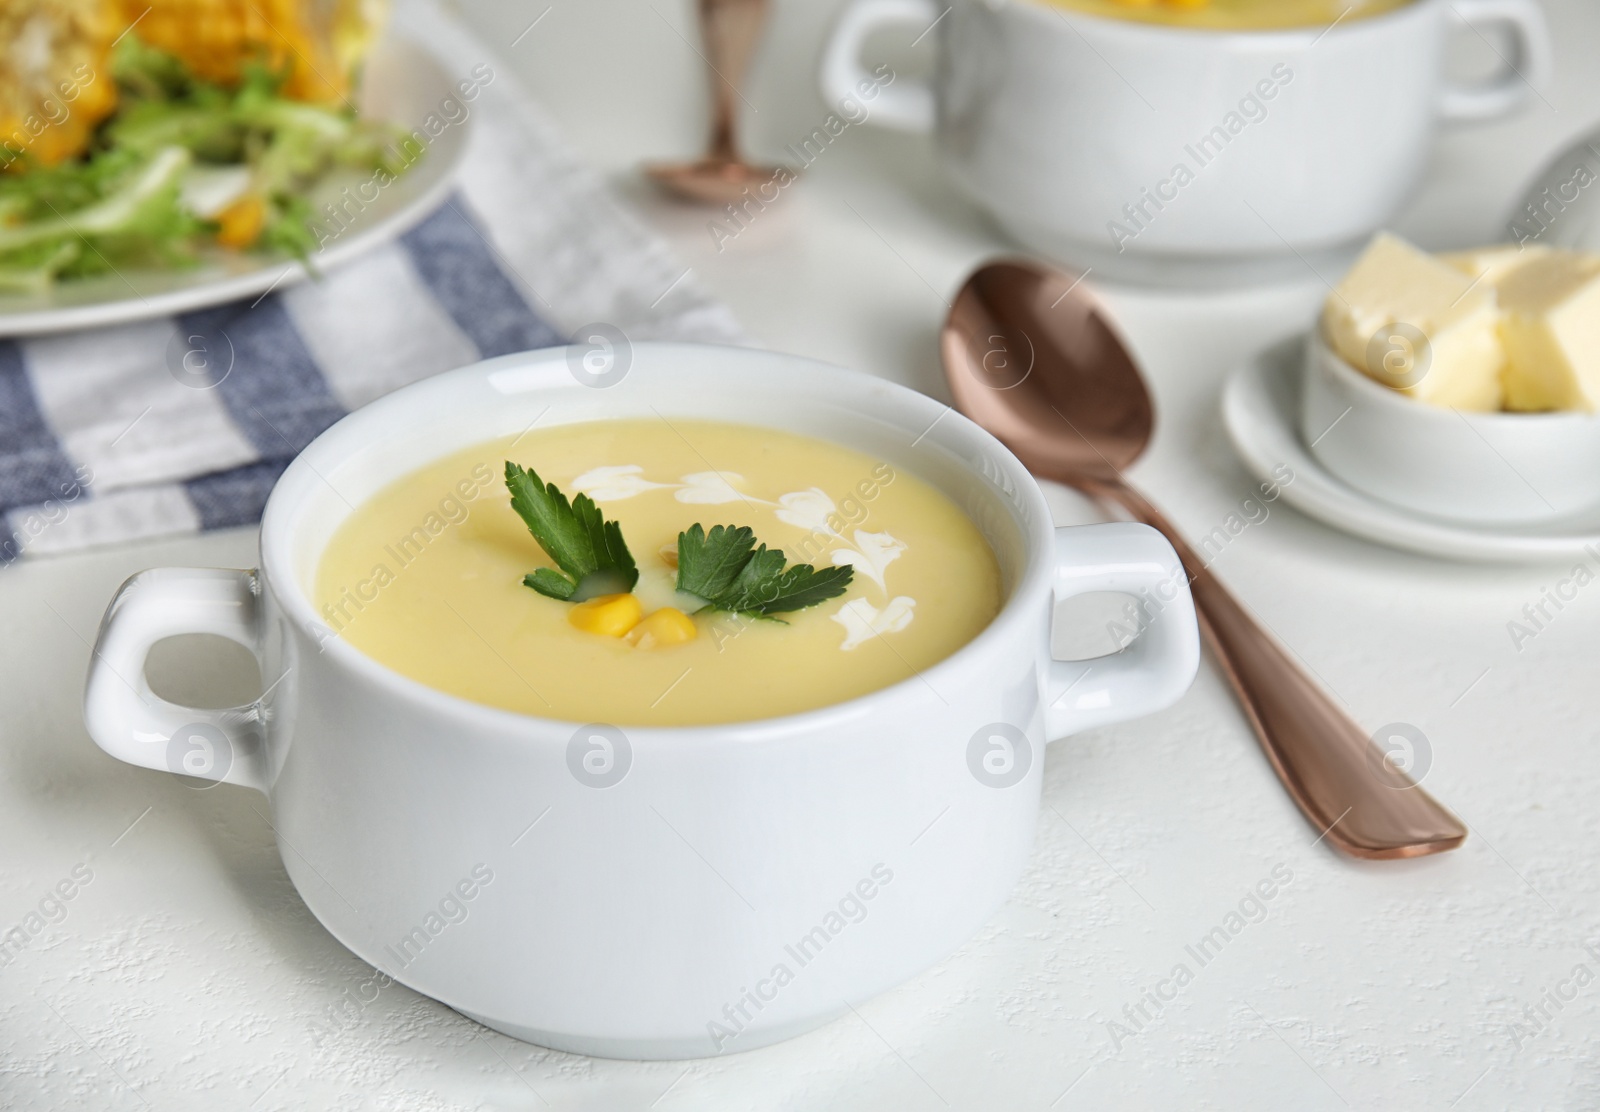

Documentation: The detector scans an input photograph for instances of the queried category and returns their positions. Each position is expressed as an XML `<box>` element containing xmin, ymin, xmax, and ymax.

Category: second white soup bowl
<box><xmin>821</xmin><ymin>0</ymin><xmax>1550</xmax><ymax>286</ymax></box>
<box><xmin>83</xmin><ymin>344</ymin><xmax>1199</xmax><ymax>1059</ymax></box>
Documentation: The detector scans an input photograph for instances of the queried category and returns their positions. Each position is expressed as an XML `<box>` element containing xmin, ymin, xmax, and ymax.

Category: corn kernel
<box><xmin>567</xmin><ymin>593</ymin><xmax>643</xmax><ymax>638</ymax></box>
<box><xmin>0</xmin><ymin>0</ymin><xmax>119</xmax><ymax>169</ymax></box>
<box><xmin>658</xmin><ymin>543</ymin><xmax>678</xmax><ymax>569</ymax></box>
<box><xmin>627</xmin><ymin>607</ymin><xmax>697</xmax><ymax>648</ymax></box>
<box><xmin>122</xmin><ymin>0</ymin><xmax>387</xmax><ymax>105</ymax></box>
<box><xmin>214</xmin><ymin>194</ymin><xmax>265</xmax><ymax>248</ymax></box>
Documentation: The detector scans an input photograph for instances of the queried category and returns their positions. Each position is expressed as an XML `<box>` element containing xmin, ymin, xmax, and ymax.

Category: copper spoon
<box><xmin>645</xmin><ymin>0</ymin><xmax>790</xmax><ymax>205</ymax></box>
<box><xmin>942</xmin><ymin>259</ymin><xmax>1466</xmax><ymax>860</ymax></box>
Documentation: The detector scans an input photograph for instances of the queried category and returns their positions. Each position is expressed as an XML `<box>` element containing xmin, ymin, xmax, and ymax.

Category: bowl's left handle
<box><xmin>84</xmin><ymin>568</ymin><xmax>269</xmax><ymax>793</ymax></box>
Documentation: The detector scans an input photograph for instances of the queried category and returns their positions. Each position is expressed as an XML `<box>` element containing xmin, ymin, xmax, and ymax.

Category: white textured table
<box><xmin>5</xmin><ymin>1</ymin><xmax>1599</xmax><ymax>1107</ymax></box>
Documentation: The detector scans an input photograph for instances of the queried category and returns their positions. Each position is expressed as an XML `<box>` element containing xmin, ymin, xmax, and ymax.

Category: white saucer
<box><xmin>1222</xmin><ymin>335</ymin><xmax>1600</xmax><ymax>563</ymax></box>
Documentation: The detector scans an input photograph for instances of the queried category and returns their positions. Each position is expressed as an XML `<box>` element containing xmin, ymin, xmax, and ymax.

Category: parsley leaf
<box><xmin>676</xmin><ymin>523</ymin><xmax>853</xmax><ymax>618</ymax></box>
<box><xmin>674</xmin><ymin>524</ymin><xmax>754</xmax><ymax>601</ymax></box>
<box><xmin>504</xmin><ymin>462</ymin><xmax>638</xmax><ymax>601</ymax></box>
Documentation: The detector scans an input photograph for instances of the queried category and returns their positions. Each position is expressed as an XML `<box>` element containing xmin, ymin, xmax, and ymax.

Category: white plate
<box><xmin>1223</xmin><ymin>334</ymin><xmax>1600</xmax><ymax>563</ymax></box>
<box><xmin>0</xmin><ymin>36</ymin><xmax>467</xmax><ymax>338</ymax></box>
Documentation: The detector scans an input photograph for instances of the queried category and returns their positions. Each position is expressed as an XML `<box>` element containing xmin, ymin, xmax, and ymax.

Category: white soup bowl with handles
<box><xmin>83</xmin><ymin>343</ymin><xmax>1199</xmax><ymax>1059</ymax></box>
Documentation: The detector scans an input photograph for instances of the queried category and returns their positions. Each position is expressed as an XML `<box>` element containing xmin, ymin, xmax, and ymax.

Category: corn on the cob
<box><xmin>123</xmin><ymin>0</ymin><xmax>388</xmax><ymax>105</ymax></box>
<box><xmin>0</xmin><ymin>0</ymin><xmax>120</xmax><ymax>167</ymax></box>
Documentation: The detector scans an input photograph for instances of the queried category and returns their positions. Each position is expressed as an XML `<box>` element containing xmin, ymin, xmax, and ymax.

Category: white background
<box><xmin>3</xmin><ymin>0</ymin><xmax>1598</xmax><ymax>1107</ymax></box>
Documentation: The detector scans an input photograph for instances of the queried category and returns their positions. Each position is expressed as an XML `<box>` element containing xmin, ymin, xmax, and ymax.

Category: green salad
<box><xmin>0</xmin><ymin>40</ymin><xmax>410</xmax><ymax>293</ymax></box>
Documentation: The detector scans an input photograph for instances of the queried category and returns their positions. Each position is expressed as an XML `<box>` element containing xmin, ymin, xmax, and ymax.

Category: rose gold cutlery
<box><xmin>645</xmin><ymin>0</ymin><xmax>788</xmax><ymax>205</ymax></box>
<box><xmin>942</xmin><ymin>259</ymin><xmax>1466</xmax><ymax>860</ymax></box>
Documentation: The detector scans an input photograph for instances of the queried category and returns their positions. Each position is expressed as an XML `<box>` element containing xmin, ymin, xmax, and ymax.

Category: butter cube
<box><xmin>1323</xmin><ymin>233</ymin><xmax>1504</xmax><ymax>411</ymax></box>
<box><xmin>1440</xmin><ymin>243</ymin><xmax>1550</xmax><ymax>287</ymax></box>
<box><xmin>1497</xmin><ymin>252</ymin><xmax>1600</xmax><ymax>412</ymax></box>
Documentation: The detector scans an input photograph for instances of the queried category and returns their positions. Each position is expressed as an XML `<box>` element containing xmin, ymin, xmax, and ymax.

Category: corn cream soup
<box><xmin>315</xmin><ymin>420</ymin><xmax>1003</xmax><ymax>726</ymax></box>
<box><xmin>1044</xmin><ymin>0</ymin><xmax>1413</xmax><ymax>30</ymax></box>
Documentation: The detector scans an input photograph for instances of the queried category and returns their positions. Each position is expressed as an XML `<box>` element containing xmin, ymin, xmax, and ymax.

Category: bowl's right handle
<box><xmin>1438</xmin><ymin>0</ymin><xmax>1552</xmax><ymax>123</ymax></box>
<box><xmin>83</xmin><ymin>567</ymin><xmax>269</xmax><ymax>793</ymax></box>
<box><xmin>819</xmin><ymin>0</ymin><xmax>940</xmax><ymax>133</ymax></box>
<box><xmin>1045</xmin><ymin>522</ymin><xmax>1200</xmax><ymax>740</ymax></box>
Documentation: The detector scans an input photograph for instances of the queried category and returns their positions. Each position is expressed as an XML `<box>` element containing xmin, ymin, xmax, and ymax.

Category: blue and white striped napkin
<box><xmin>0</xmin><ymin>0</ymin><xmax>741</xmax><ymax>563</ymax></box>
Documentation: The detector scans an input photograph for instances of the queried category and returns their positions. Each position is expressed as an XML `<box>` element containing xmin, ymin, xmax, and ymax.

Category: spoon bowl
<box><xmin>645</xmin><ymin>158</ymin><xmax>786</xmax><ymax>206</ymax></box>
<box><xmin>643</xmin><ymin>0</ymin><xmax>796</xmax><ymax>207</ymax></box>
<box><xmin>1507</xmin><ymin>126</ymin><xmax>1600</xmax><ymax>250</ymax></box>
<box><xmin>943</xmin><ymin>260</ymin><xmax>1151</xmax><ymax>483</ymax></box>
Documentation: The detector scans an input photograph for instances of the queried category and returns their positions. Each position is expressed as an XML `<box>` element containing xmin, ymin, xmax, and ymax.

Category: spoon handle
<box><xmin>698</xmin><ymin>0</ymin><xmax>769</xmax><ymax>163</ymax></box>
<box><xmin>1086</xmin><ymin>479</ymin><xmax>1467</xmax><ymax>860</ymax></box>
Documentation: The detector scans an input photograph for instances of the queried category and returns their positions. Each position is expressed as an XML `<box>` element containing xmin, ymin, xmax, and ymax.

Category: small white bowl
<box><xmin>1300</xmin><ymin>331</ymin><xmax>1600</xmax><ymax>525</ymax></box>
